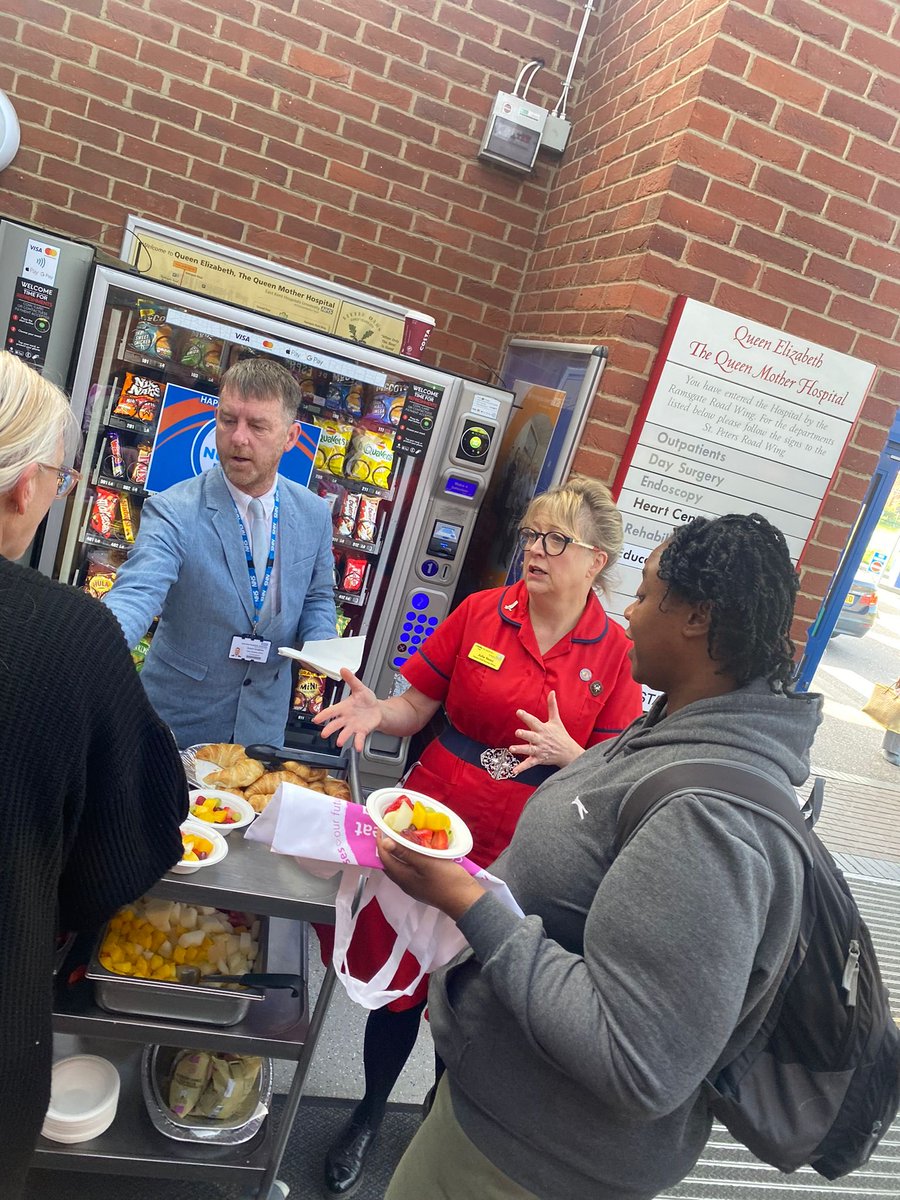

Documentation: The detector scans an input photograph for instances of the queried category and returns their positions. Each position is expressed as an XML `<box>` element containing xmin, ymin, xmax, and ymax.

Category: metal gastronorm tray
<box><xmin>85</xmin><ymin>913</ymin><xmax>269</xmax><ymax>1027</ymax></box>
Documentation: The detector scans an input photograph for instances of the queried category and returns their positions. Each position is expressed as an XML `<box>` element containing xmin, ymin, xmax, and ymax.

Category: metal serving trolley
<box><xmin>36</xmin><ymin>748</ymin><xmax>364</xmax><ymax>1200</ymax></box>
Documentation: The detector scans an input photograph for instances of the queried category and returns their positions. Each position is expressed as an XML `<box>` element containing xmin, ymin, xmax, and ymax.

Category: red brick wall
<box><xmin>521</xmin><ymin>0</ymin><xmax>900</xmax><ymax>637</ymax></box>
<box><xmin>1</xmin><ymin>0</ymin><xmax>897</xmax><ymax>637</ymax></box>
<box><xmin>0</xmin><ymin>0</ymin><xmax>581</xmax><ymax>376</ymax></box>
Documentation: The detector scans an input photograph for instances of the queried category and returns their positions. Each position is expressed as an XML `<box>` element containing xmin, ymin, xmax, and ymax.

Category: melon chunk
<box><xmin>382</xmin><ymin>799</ymin><xmax>414</xmax><ymax>832</ymax></box>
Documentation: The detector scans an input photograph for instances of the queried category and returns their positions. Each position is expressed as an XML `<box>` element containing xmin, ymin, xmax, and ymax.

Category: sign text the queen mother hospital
<box><xmin>608</xmin><ymin>296</ymin><xmax>876</xmax><ymax>628</ymax></box>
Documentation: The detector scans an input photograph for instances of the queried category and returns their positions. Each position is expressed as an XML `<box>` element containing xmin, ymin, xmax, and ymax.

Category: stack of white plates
<box><xmin>41</xmin><ymin>1054</ymin><xmax>120</xmax><ymax>1143</ymax></box>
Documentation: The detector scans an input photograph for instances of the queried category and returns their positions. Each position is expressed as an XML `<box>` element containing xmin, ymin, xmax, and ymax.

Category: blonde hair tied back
<box><xmin>522</xmin><ymin>475</ymin><xmax>624</xmax><ymax>592</ymax></box>
<box><xmin>0</xmin><ymin>351</ymin><xmax>75</xmax><ymax>494</ymax></box>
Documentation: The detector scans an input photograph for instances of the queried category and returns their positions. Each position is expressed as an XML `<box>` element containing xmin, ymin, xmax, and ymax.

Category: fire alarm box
<box><xmin>478</xmin><ymin>91</ymin><xmax>548</xmax><ymax>173</ymax></box>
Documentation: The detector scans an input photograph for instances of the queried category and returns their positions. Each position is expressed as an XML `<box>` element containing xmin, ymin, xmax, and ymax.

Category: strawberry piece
<box><xmin>384</xmin><ymin>797</ymin><xmax>405</xmax><ymax>814</ymax></box>
<box><xmin>431</xmin><ymin>829</ymin><xmax>449</xmax><ymax>851</ymax></box>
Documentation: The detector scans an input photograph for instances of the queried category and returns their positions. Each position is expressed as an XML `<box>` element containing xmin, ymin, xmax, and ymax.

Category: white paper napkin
<box><xmin>278</xmin><ymin>636</ymin><xmax>365</xmax><ymax>680</ymax></box>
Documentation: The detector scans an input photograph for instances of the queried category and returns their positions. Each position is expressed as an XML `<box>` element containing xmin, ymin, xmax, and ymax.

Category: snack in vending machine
<box><xmin>113</xmin><ymin>373</ymin><xmax>163</xmax><ymax>421</ymax></box>
<box><xmin>131</xmin><ymin>634</ymin><xmax>153</xmax><ymax>673</ymax></box>
<box><xmin>313</xmin><ymin>417</ymin><xmax>354</xmax><ymax>476</ymax></box>
<box><xmin>180</xmin><ymin>332</ymin><xmax>223</xmax><ymax>377</ymax></box>
<box><xmin>90</xmin><ymin>487</ymin><xmax>120</xmax><ymax>539</ymax></box>
<box><xmin>83</xmin><ymin>548</ymin><xmax>124</xmax><ymax>600</ymax></box>
<box><xmin>353</xmin><ymin>495</ymin><xmax>380</xmax><ymax>544</ymax></box>
<box><xmin>341</xmin><ymin>555</ymin><xmax>367</xmax><ymax>594</ymax></box>
<box><xmin>316</xmin><ymin>475</ymin><xmax>344</xmax><ymax>517</ymax></box>
<box><xmin>294</xmin><ymin>668</ymin><xmax>327</xmax><ymax>716</ymax></box>
<box><xmin>327</xmin><ymin>378</ymin><xmax>364</xmax><ymax>418</ymax></box>
<box><xmin>107</xmin><ymin>431</ymin><xmax>126</xmax><ymax>478</ymax></box>
<box><xmin>365</xmin><ymin>387</ymin><xmax>405</xmax><ymax>426</ymax></box>
<box><xmin>118</xmin><ymin>494</ymin><xmax>138</xmax><ymax>543</ymax></box>
<box><xmin>131</xmin><ymin>320</ymin><xmax>175</xmax><ymax>361</ymax></box>
<box><xmin>344</xmin><ymin>429</ymin><xmax>394</xmax><ymax>490</ymax></box>
<box><xmin>336</xmin><ymin>490</ymin><xmax>361</xmax><ymax>539</ymax></box>
<box><xmin>136</xmin><ymin>392</ymin><xmax>160</xmax><ymax>423</ymax></box>
<box><xmin>335</xmin><ymin>607</ymin><xmax>352</xmax><ymax>638</ymax></box>
<box><xmin>130</xmin><ymin>441</ymin><xmax>153</xmax><ymax>486</ymax></box>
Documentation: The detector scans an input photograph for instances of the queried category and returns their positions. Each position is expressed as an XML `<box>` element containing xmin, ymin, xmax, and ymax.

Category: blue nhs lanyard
<box><xmin>233</xmin><ymin>489</ymin><xmax>279</xmax><ymax>633</ymax></box>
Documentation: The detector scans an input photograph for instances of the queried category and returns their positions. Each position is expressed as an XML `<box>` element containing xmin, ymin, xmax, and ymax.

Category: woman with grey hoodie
<box><xmin>377</xmin><ymin>512</ymin><xmax>822</xmax><ymax>1200</ymax></box>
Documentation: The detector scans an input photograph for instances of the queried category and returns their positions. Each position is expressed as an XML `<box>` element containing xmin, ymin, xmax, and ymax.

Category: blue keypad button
<box><xmin>411</xmin><ymin>635</ymin><xmax>421</xmax><ymax>645</ymax></box>
<box><xmin>421</xmin><ymin>559</ymin><xmax>439</xmax><ymax>577</ymax></box>
<box><xmin>427</xmin><ymin>616</ymin><xmax>438</xmax><ymax>626</ymax></box>
<box><xmin>406</xmin><ymin>611</ymin><xmax>416</xmax><ymax>621</ymax></box>
<box><xmin>402</xmin><ymin>622</ymin><xmax>413</xmax><ymax>633</ymax></box>
<box><xmin>392</xmin><ymin>656</ymin><xmax>405</xmax><ymax>668</ymax></box>
<box><xmin>411</xmin><ymin>592</ymin><xmax>429</xmax><ymax>610</ymax></box>
<box><xmin>424</xmin><ymin>627</ymin><xmax>434</xmax><ymax>638</ymax></box>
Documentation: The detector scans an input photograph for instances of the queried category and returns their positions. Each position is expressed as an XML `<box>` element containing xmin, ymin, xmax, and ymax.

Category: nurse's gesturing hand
<box><xmin>313</xmin><ymin>668</ymin><xmax>382</xmax><ymax>751</ymax></box>
<box><xmin>376</xmin><ymin>831</ymin><xmax>486</xmax><ymax>920</ymax></box>
<box><xmin>314</xmin><ymin>668</ymin><xmax>441</xmax><ymax>753</ymax></box>
<box><xmin>509</xmin><ymin>689</ymin><xmax>585</xmax><ymax>775</ymax></box>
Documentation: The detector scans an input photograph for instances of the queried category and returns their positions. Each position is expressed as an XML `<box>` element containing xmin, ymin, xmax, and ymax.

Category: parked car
<box><xmin>831</xmin><ymin>574</ymin><xmax>879</xmax><ymax>638</ymax></box>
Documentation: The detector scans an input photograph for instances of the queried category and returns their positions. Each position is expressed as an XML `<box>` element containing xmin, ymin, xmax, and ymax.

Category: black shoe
<box><xmin>324</xmin><ymin>1115</ymin><xmax>380</xmax><ymax>1196</ymax></box>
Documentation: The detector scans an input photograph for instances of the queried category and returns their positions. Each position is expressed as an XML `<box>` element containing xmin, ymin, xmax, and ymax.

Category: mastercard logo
<box><xmin>44</xmin><ymin>247</ymin><xmax>58</xmax><ymax>257</ymax></box>
<box><xmin>262</xmin><ymin>339</ymin><xmax>273</xmax><ymax>348</ymax></box>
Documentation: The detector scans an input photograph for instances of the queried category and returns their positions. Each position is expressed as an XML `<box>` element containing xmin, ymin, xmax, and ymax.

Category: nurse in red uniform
<box><xmin>314</xmin><ymin>476</ymin><xmax>643</xmax><ymax>1196</ymax></box>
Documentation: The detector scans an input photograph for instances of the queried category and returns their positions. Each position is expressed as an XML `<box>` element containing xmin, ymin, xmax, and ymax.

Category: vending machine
<box><xmin>39</xmin><ymin>266</ymin><xmax>513</xmax><ymax>780</ymax></box>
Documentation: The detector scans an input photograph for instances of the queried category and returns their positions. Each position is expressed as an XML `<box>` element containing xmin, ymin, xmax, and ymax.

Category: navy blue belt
<box><xmin>438</xmin><ymin>725</ymin><xmax>556</xmax><ymax>788</ymax></box>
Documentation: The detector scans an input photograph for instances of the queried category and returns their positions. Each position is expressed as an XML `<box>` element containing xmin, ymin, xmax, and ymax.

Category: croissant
<box><xmin>247</xmin><ymin>792</ymin><xmax>271</xmax><ymax>813</ymax></box>
<box><xmin>245</xmin><ymin>769</ymin><xmax>300</xmax><ymax>797</ymax></box>
<box><xmin>206</xmin><ymin>757</ymin><xmax>265</xmax><ymax>787</ymax></box>
<box><xmin>283</xmin><ymin>761</ymin><xmax>328</xmax><ymax>786</ymax></box>
<box><xmin>323</xmin><ymin>778</ymin><xmax>352</xmax><ymax>801</ymax></box>
<box><xmin>196</xmin><ymin>743</ymin><xmax>246</xmax><ymax>766</ymax></box>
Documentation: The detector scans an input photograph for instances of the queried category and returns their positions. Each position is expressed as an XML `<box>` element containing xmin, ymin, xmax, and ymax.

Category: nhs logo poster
<box><xmin>144</xmin><ymin>384</ymin><xmax>321</xmax><ymax>495</ymax></box>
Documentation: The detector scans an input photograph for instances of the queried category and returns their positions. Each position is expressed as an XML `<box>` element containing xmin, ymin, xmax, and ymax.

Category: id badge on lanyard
<box><xmin>228</xmin><ymin>490</ymin><xmax>278</xmax><ymax>663</ymax></box>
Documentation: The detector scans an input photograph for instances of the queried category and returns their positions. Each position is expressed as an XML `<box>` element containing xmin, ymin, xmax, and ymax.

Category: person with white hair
<box><xmin>0</xmin><ymin>351</ymin><xmax>188</xmax><ymax>1197</ymax></box>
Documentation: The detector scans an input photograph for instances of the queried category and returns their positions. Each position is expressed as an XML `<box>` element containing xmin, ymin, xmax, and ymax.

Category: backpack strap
<box><xmin>615</xmin><ymin>759</ymin><xmax>816</xmax><ymax>865</ymax></box>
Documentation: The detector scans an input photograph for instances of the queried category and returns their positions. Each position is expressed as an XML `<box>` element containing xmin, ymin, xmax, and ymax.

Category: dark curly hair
<box><xmin>656</xmin><ymin>513</ymin><xmax>799</xmax><ymax>691</ymax></box>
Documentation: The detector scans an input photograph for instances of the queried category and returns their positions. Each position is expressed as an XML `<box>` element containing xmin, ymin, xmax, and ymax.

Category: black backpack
<box><xmin>615</xmin><ymin>758</ymin><xmax>900</xmax><ymax>1179</ymax></box>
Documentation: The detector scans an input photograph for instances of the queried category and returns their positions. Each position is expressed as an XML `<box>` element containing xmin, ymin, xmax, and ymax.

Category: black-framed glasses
<box><xmin>517</xmin><ymin>527</ymin><xmax>597</xmax><ymax>556</ymax></box>
<box><xmin>38</xmin><ymin>463</ymin><xmax>81</xmax><ymax>499</ymax></box>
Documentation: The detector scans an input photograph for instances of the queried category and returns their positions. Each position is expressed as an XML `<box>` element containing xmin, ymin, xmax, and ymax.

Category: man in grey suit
<box><xmin>104</xmin><ymin>358</ymin><xmax>337</xmax><ymax>749</ymax></box>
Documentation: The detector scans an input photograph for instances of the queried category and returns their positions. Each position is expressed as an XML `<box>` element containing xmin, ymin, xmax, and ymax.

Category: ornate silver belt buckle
<box><xmin>480</xmin><ymin>747</ymin><xmax>519</xmax><ymax>781</ymax></box>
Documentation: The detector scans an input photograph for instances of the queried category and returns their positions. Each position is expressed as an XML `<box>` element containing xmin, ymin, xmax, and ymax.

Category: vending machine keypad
<box><xmin>391</xmin><ymin>592</ymin><xmax>443</xmax><ymax>668</ymax></box>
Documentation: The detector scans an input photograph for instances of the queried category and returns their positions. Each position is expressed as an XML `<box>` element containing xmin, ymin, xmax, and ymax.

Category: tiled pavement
<box><xmin>812</xmin><ymin>767</ymin><xmax>900</xmax><ymax>872</ymax></box>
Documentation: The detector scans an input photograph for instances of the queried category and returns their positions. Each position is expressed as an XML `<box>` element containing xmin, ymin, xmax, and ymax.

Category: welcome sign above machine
<box><xmin>608</xmin><ymin>296</ymin><xmax>876</xmax><ymax>635</ymax></box>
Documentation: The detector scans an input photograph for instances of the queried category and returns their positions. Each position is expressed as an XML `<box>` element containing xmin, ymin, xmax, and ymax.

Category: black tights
<box><xmin>353</xmin><ymin>999</ymin><xmax>444</xmax><ymax>1127</ymax></box>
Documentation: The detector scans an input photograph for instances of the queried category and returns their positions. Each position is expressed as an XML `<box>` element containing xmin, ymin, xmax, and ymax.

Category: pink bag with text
<box><xmin>244</xmin><ymin>782</ymin><xmax>522</xmax><ymax>1008</ymax></box>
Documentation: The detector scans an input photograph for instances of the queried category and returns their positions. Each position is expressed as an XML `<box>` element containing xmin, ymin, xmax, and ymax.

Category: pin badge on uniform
<box><xmin>590</xmin><ymin>680</ymin><xmax>604</xmax><ymax>696</ymax></box>
<box><xmin>579</xmin><ymin>668</ymin><xmax>592</xmax><ymax>681</ymax></box>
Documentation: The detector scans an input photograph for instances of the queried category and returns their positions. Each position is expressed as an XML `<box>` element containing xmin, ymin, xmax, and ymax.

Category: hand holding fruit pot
<box><xmin>375</xmin><ymin>831</ymin><xmax>485</xmax><ymax>921</ymax></box>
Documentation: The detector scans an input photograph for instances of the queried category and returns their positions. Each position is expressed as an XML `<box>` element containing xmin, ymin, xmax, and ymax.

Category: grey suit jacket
<box><xmin>104</xmin><ymin>466</ymin><xmax>337</xmax><ymax>748</ymax></box>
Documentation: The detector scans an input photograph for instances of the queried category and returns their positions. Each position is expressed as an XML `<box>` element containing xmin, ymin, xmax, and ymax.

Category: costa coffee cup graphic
<box><xmin>401</xmin><ymin>310</ymin><xmax>435</xmax><ymax>358</ymax></box>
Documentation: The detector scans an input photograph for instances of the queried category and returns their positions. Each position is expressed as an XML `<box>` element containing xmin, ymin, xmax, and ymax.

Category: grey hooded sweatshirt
<box><xmin>428</xmin><ymin>679</ymin><xmax>823</xmax><ymax>1200</ymax></box>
